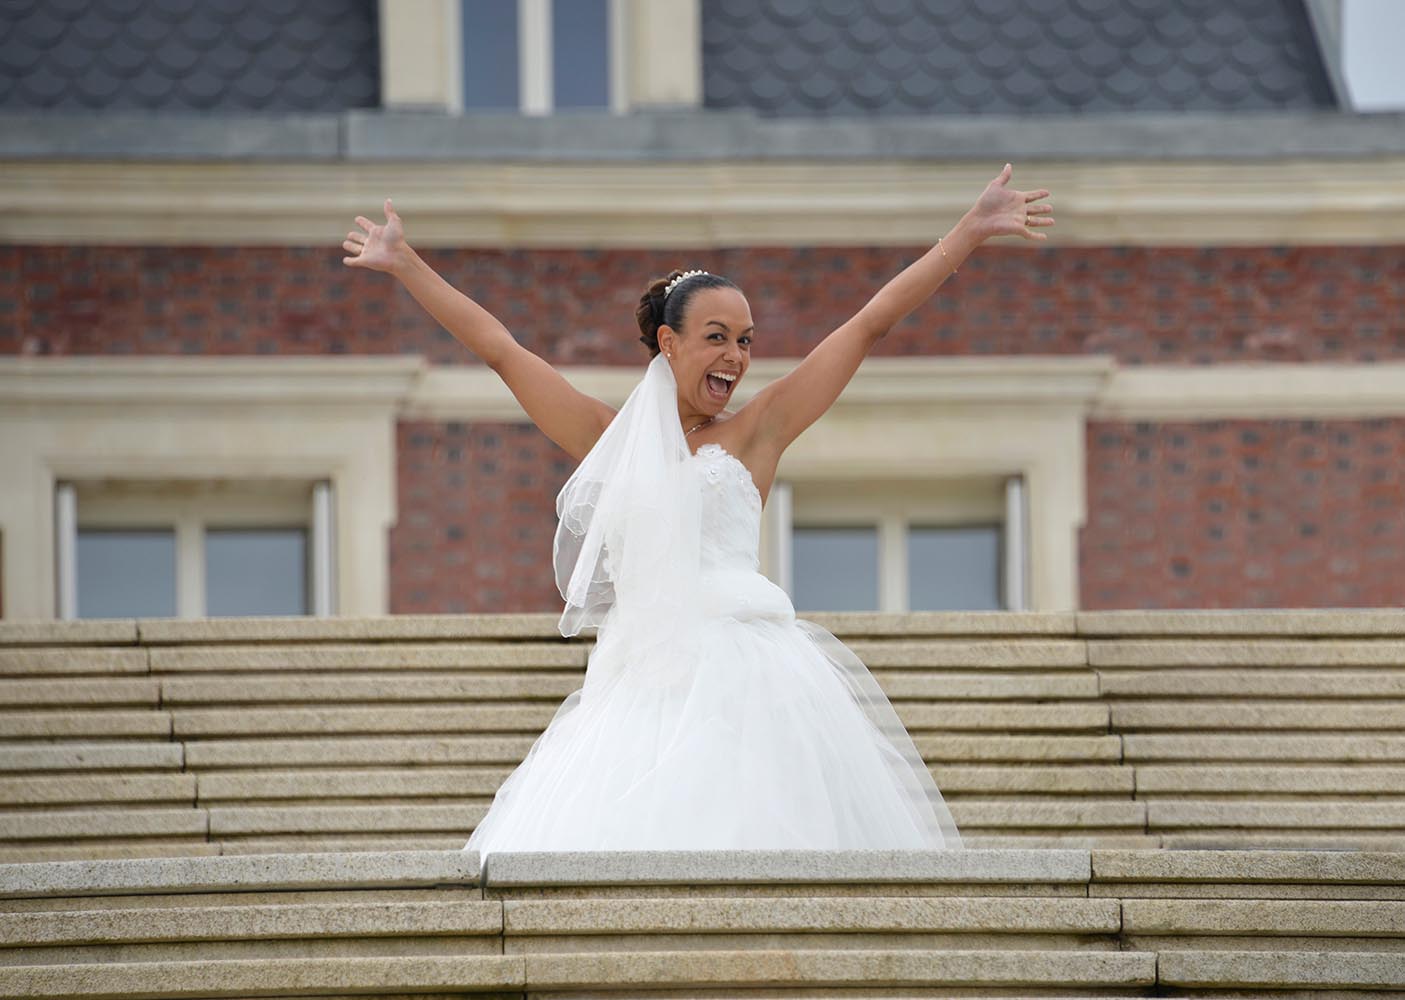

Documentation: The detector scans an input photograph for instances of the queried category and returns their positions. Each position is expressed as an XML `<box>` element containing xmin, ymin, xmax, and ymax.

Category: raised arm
<box><xmin>747</xmin><ymin>165</ymin><xmax>1052</xmax><ymax>453</ymax></box>
<box><xmin>343</xmin><ymin>201</ymin><xmax>616</xmax><ymax>461</ymax></box>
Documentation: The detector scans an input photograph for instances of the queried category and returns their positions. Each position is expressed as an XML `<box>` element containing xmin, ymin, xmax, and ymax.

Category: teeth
<box><xmin>709</xmin><ymin>371</ymin><xmax>737</xmax><ymax>382</ymax></box>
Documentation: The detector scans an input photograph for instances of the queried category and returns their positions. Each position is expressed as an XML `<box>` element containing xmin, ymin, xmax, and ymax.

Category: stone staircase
<box><xmin>4</xmin><ymin>610</ymin><xmax>1405</xmax><ymax>861</ymax></box>
<box><xmin>2</xmin><ymin>848</ymin><xmax>1404</xmax><ymax>996</ymax></box>
<box><xmin>4</xmin><ymin>610</ymin><xmax>1405</xmax><ymax>997</ymax></box>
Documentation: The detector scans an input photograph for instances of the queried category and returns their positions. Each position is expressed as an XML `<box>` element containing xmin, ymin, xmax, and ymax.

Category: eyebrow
<box><xmin>702</xmin><ymin>319</ymin><xmax>756</xmax><ymax>334</ymax></box>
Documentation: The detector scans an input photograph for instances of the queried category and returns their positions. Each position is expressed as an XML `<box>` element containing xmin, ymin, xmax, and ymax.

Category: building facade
<box><xmin>2</xmin><ymin>0</ymin><xmax>1403</xmax><ymax>619</ymax></box>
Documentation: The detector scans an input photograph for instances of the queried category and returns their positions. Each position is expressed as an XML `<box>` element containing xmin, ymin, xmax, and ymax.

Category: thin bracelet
<box><xmin>938</xmin><ymin>236</ymin><xmax>957</xmax><ymax>275</ymax></box>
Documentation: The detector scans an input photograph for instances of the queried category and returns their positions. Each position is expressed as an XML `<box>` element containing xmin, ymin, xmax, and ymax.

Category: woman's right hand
<box><xmin>343</xmin><ymin>199</ymin><xmax>409</xmax><ymax>274</ymax></box>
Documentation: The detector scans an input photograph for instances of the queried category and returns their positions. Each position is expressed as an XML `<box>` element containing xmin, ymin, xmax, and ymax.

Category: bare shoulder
<box><xmin>688</xmin><ymin>405</ymin><xmax>781</xmax><ymax>504</ymax></box>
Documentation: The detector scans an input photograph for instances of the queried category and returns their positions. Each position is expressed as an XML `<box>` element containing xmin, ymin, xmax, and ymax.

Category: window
<box><xmin>461</xmin><ymin>0</ymin><xmax>520</xmax><ymax>110</ymax></box>
<box><xmin>907</xmin><ymin>524</ymin><xmax>1002</xmax><ymax>612</ymax></box>
<box><xmin>775</xmin><ymin>477</ymin><xmax>1028</xmax><ymax>613</ymax></box>
<box><xmin>793</xmin><ymin>526</ymin><xmax>879</xmax><ymax>612</ymax></box>
<box><xmin>460</xmin><ymin>0</ymin><xmax>621</xmax><ymax>113</ymax></box>
<box><xmin>205</xmin><ymin>528</ymin><xmax>309</xmax><ymax>617</ymax></box>
<box><xmin>76</xmin><ymin>529</ymin><xmax>177</xmax><ymax>619</ymax></box>
<box><xmin>56</xmin><ymin>480</ymin><xmax>335</xmax><ymax>619</ymax></box>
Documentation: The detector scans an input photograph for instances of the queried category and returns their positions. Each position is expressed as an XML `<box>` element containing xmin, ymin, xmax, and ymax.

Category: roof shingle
<box><xmin>0</xmin><ymin>0</ymin><xmax>379</xmax><ymax>112</ymax></box>
<box><xmin>702</xmin><ymin>0</ymin><xmax>1336</xmax><ymax>116</ymax></box>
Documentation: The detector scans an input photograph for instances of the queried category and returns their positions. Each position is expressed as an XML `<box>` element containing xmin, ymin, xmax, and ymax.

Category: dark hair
<box><xmin>635</xmin><ymin>270</ymin><xmax>740</xmax><ymax>357</ymax></box>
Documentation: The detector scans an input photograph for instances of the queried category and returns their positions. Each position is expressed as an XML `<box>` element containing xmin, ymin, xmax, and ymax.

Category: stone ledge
<box><xmin>1091</xmin><ymin>849</ymin><xmax>1405</xmax><ymax>885</ymax></box>
<box><xmin>1078</xmin><ymin>609</ymin><xmax>1405</xmax><ymax>637</ymax></box>
<box><xmin>0</xmin><ymin>850</ymin><xmax>480</xmax><ymax>899</ymax></box>
<box><xmin>848</xmin><ymin>640</ymin><xmax>1088</xmax><ymax>668</ymax></box>
<box><xmin>6</xmin><ymin>108</ymin><xmax>1404</xmax><ymax>162</ymax></box>
<box><xmin>0</xmin><ymin>954</ymin><xmax>523</xmax><ymax>994</ymax></box>
<box><xmin>1121</xmin><ymin>898</ymin><xmax>1405</xmax><ymax>938</ymax></box>
<box><xmin>522</xmin><ymin>947</ymin><xmax>1157</xmax><ymax>989</ymax></box>
<box><xmin>1157</xmin><ymin>949</ymin><xmax>1405</xmax><ymax>989</ymax></box>
<box><xmin>1091</xmin><ymin>639</ymin><xmax>1405</xmax><ymax>668</ymax></box>
<box><xmin>0</xmin><ymin>620</ymin><xmax>138</xmax><ymax>647</ymax></box>
<box><xmin>501</xmin><ymin>895</ymin><xmax>1121</xmax><ymax>935</ymax></box>
<box><xmin>484</xmin><ymin>850</ymin><xmax>1090</xmax><ymax>888</ymax></box>
<box><xmin>0</xmin><ymin>743</ymin><xmax>184</xmax><ymax>772</ymax></box>
<box><xmin>137</xmin><ymin>615</ymin><xmax>570</xmax><ymax>645</ymax></box>
<box><xmin>3</xmin><ymin>899</ymin><xmax>503</xmax><ymax>947</ymax></box>
<box><xmin>149</xmin><ymin>643</ymin><xmax>588</xmax><ymax>672</ymax></box>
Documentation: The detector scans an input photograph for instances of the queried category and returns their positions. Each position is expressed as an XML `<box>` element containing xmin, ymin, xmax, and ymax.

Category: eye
<box><xmin>739</xmin><ymin>336</ymin><xmax>752</xmax><ymax>347</ymax></box>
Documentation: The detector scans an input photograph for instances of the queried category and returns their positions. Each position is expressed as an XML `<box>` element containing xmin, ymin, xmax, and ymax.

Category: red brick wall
<box><xmin>392</xmin><ymin>420</ymin><xmax>573</xmax><ymax>613</ymax></box>
<box><xmin>5</xmin><ymin>244</ymin><xmax>1402</xmax><ymax>364</ymax></box>
<box><xmin>1082</xmin><ymin>419</ymin><xmax>1405</xmax><ymax>608</ymax></box>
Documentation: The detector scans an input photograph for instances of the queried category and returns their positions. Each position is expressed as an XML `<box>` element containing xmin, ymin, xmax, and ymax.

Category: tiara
<box><xmin>663</xmin><ymin>269</ymin><xmax>709</xmax><ymax>298</ymax></box>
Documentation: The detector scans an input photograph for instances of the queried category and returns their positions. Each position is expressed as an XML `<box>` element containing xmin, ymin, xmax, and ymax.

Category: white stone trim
<box><xmin>53</xmin><ymin>484</ymin><xmax>76</xmax><ymax>620</ymax></box>
<box><xmin>623</xmin><ymin>0</ymin><xmax>701</xmax><ymax>109</ymax></box>
<box><xmin>408</xmin><ymin>356</ymin><xmax>1118</xmax><ymax>418</ymax></box>
<box><xmin>378</xmin><ymin>0</ymin><xmax>462</xmax><ymax>112</ymax></box>
<box><xmin>519</xmin><ymin>0</ymin><xmax>552</xmax><ymax>115</ymax></box>
<box><xmin>1004</xmin><ymin>475</ymin><xmax>1029</xmax><ymax>613</ymax></box>
<box><xmin>0</xmin><ymin>359</ymin><xmax>418</xmax><ymax>620</ymax></box>
<box><xmin>7</xmin><ymin>158</ymin><xmax>1405</xmax><ymax>247</ymax></box>
<box><xmin>608</xmin><ymin>0</ymin><xmax>630</xmax><ymax>114</ymax></box>
<box><xmin>1093</xmin><ymin>363</ymin><xmax>1405</xmax><ymax>420</ymax></box>
<box><xmin>312</xmin><ymin>481</ymin><xmax>336</xmax><ymax>617</ymax></box>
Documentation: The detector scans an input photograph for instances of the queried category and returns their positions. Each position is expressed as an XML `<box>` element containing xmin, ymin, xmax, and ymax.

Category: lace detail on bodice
<box><xmin>692</xmin><ymin>443</ymin><xmax>763</xmax><ymax>573</ymax></box>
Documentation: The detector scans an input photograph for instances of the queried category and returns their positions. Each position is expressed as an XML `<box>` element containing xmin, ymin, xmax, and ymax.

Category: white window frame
<box><xmin>56</xmin><ymin>479</ymin><xmax>335</xmax><ymax>620</ymax></box>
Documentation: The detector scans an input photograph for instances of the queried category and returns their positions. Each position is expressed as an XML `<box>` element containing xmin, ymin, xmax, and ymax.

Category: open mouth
<box><xmin>705</xmin><ymin>371</ymin><xmax>737</xmax><ymax>401</ymax></box>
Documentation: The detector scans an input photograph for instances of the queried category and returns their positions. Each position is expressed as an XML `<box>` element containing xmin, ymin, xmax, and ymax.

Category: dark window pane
<box><xmin>908</xmin><ymin>525</ymin><xmax>1001</xmax><ymax>611</ymax></box>
<box><xmin>77</xmin><ymin>530</ymin><xmax>176</xmax><ymax>618</ymax></box>
<box><xmin>206</xmin><ymin>529</ymin><xmax>307</xmax><ymax>617</ymax></box>
<box><xmin>793</xmin><ymin>527</ymin><xmax>878</xmax><ymax>612</ymax></box>
<box><xmin>552</xmin><ymin>0</ymin><xmax>609</xmax><ymax>109</ymax></box>
<box><xmin>462</xmin><ymin>0</ymin><xmax>520</xmax><ymax>110</ymax></box>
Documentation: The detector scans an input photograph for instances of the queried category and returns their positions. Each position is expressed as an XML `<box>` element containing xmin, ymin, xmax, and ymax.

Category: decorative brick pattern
<box><xmin>1082</xmin><ymin>419</ymin><xmax>1405</xmax><ymax>608</ymax></box>
<box><xmin>5</xmin><ymin>244</ymin><xmax>1403</xmax><ymax>365</ymax></box>
<box><xmin>391</xmin><ymin>420</ymin><xmax>573</xmax><ymax>614</ymax></box>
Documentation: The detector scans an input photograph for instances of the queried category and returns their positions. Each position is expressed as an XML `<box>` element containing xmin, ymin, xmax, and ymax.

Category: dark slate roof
<box><xmin>0</xmin><ymin>0</ymin><xmax>379</xmax><ymax>112</ymax></box>
<box><xmin>702</xmin><ymin>0</ymin><xmax>1337</xmax><ymax>116</ymax></box>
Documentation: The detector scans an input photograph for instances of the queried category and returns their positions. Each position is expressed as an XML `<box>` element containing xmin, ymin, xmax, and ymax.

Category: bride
<box><xmin>344</xmin><ymin>165</ymin><xmax>1053</xmax><ymax>855</ymax></box>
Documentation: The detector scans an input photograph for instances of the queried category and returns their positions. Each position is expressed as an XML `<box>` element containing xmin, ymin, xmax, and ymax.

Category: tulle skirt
<box><xmin>464</xmin><ymin>607</ymin><xmax>961</xmax><ymax>855</ymax></box>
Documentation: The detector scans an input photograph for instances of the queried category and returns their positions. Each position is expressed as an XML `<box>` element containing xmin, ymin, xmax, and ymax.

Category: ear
<box><xmin>657</xmin><ymin>324</ymin><xmax>677</xmax><ymax>358</ymax></box>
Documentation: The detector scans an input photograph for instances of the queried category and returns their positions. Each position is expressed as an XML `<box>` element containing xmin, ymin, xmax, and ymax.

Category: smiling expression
<box><xmin>657</xmin><ymin>286</ymin><xmax>755</xmax><ymax>422</ymax></box>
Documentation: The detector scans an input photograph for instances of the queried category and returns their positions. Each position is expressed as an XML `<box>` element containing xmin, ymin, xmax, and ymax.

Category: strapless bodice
<box><xmin>690</xmin><ymin>443</ymin><xmax>793</xmax><ymax>621</ymax></box>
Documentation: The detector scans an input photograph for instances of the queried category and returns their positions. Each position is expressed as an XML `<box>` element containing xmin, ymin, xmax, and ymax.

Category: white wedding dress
<box><xmin>464</xmin><ymin>356</ymin><xmax>960</xmax><ymax>856</ymax></box>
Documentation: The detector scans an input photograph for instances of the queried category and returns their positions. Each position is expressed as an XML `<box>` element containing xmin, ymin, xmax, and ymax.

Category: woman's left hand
<box><xmin>963</xmin><ymin>163</ymin><xmax>1053</xmax><ymax>242</ymax></box>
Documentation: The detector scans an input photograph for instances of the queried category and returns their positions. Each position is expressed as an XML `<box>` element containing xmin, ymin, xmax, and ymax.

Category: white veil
<box><xmin>553</xmin><ymin>353</ymin><xmax>702</xmax><ymax>654</ymax></box>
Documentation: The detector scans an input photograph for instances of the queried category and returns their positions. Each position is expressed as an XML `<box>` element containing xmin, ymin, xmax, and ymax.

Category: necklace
<box><xmin>685</xmin><ymin>416</ymin><xmax>713</xmax><ymax>435</ymax></box>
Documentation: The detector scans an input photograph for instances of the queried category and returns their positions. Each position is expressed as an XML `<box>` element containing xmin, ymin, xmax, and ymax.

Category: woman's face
<box><xmin>661</xmin><ymin>287</ymin><xmax>754</xmax><ymax>417</ymax></box>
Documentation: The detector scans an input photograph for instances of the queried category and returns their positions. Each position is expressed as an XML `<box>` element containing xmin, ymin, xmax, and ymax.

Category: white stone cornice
<box><xmin>0</xmin><ymin>356</ymin><xmax>425</xmax><ymax>408</ymax></box>
<box><xmin>4</xmin><ymin>158</ymin><xmax>1405</xmax><ymax>247</ymax></box>
<box><xmin>406</xmin><ymin>356</ymin><xmax>1116</xmax><ymax>421</ymax></box>
<box><xmin>8</xmin><ymin>356</ymin><xmax>1405</xmax><ymax>422</ymax></box>
<box><xmin>1092</xmin><ymin>363</ymin><xmax>1405</xmax><ymax>421</ymax></box>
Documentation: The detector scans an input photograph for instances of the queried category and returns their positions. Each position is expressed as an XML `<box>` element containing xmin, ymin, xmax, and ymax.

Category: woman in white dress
<box><xmin>344</xmin><ymin>165</ymin><xmax>1053</xmax><ymax>855</ymax></box>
